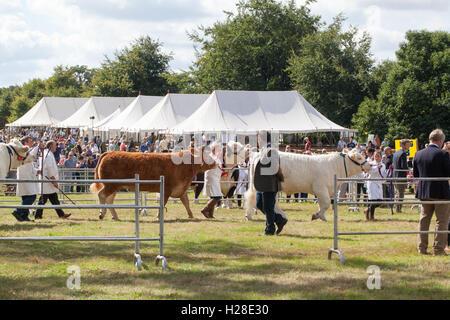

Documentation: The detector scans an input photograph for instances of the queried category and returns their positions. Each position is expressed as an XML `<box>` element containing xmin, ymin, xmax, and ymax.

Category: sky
<box><xmin>0</xmin><ymin>0</ymin><xmax>449</xmax><ymax>88</ymax></box>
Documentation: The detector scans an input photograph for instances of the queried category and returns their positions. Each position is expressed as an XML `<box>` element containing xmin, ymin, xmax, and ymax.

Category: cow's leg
<box><xmin>180</xmin><ymin>192</ymin><xmax>194</xmax><ymax>219</ymax></box>
<box><xmin>244</xmin><ymin>186</ymin><xmax>257</xmax><ymax>220</ymax></box>
<box><xmin>97</xmin><ymin>188</ymin><xmax>108</xmax><ymax>220</ymax></box>
<box><xmin>157</xmin><ymin>193</ymin><xmax>170</xmax><ymax>220</ymax></box>
<box><xmin>193</xmin><ymin>183</ymin><xmax>203</xmax><ymax>204</ymax></box>
<box><xmin>311</xmin><ymin>186</ymin><xmax>330</xmax><ymax>222</ymax></box>
<box><xmin>274</xmin><ymin>198</ymin><xmax>287</xmax><ymax>220</ymax></box>
<box><xmin>106</xmin><ymin>193</ymin><xmax>120</xmax><ymax>221</ymax></box>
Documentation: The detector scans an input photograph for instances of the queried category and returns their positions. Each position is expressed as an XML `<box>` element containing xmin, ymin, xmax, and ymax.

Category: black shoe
<box><xmin>11</xmin><ymin>212</ymin><xmax>24</xmax><ymax>222</ymax></box>
<box><xmin>276</xmin><ymin>218</ymin><xmax>288</xmax><ymax>235</ymax></box>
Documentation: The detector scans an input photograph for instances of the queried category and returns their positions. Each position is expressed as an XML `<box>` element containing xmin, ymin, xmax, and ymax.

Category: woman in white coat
<box><xmin>364</xmin><ymin>150</ymin><xmax>386</xmax><ymax>221</ymax></box>
<box><xmin>201</xmin><ymin>141</ymin><xmax>223</xmax><ymax>219</ymax></box>
<box><xmin>11</xmin><ymin>136</ymin><xmax>39</xmax><ymax>222</ymax></box>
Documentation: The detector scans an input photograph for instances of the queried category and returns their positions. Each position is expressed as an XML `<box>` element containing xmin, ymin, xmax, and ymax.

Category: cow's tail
<box><xmin>244</xmin><ymin>155</ymin><xmax>258</xmax><ymax>220</ymax></box>
<box><xmin>89</xmin><ymin>152</ymin><xmax>108</xmax><ymax>194</ymax></box>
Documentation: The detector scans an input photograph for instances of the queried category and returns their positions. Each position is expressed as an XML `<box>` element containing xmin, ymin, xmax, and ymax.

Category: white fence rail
<box><xmin>0</xmin><ymin>174</ymin><xmax>167</xmax><ymax>271</ymax></box>
<box><xmin>328</xmin><ymin>175</ymin><xmax>450</xmax><ymax>265</ymax></box>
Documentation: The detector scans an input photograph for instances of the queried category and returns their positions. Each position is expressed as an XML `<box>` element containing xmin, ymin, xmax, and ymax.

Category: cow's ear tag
<box><xmin>17</xmin><ymin>156</ymin><xmax>23</xmax><ymax>161</ymax></box>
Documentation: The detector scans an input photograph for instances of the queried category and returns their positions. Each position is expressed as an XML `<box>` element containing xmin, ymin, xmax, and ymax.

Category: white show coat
<box><xmin>234</xmin><ymin>162</ymin><xmax>249</xmax><ymax>196</ymax></box>
<box><xmin>39</xmin><ymin>149</ymin><xmax>59</xmax><ymax>195</ymax></box>
<box><xmin>16</xmin><ymin>146</ymin><xmax>39</xmax><ymax>197</ymax></box>
<box><xmin>366</xmin><ymin>160</ymin><xmax>386</xmax><ymax>200</ymax></box>
<box><xmin>204</xmin><ymin>153</ymin><xmax>223</xmax><ymax>197</ymax></box>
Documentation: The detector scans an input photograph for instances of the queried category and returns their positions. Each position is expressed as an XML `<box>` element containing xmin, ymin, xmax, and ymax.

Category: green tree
<box><xmin>163</xmin><ymin>71</ymin><xmax>204</xmax><ymax>93</ymax></box>
<box><xmin>190</xmin><ymin>0</ymin><xmax>320</xmax><ymax>91</ymax></box>
<box><xmin>92</xmin><ymin>36</ymin><xmax>172</xmax><ymax>96</ymax></box>
<box><xmin>352</xmin><ymin>59</ymin><xmax>396</xmax><ymax>138</ymax></box>
<box><xmin>355</xmin><ymin>30</ymin><xmax>449</xmax><ymax>145</ymax></box>
<box><xmin>0</xmin><ymin>90</ymin><xmax>15</xmax><ymax>127</ymax></box>
<box><xmin>8</xmin><ymin>97</ymin><xmax>32</xmax><ymax>123</ymax></box>
<box><xmin>287</xmin><ymin>16</ymin><xmax>374</xmax><ymax>127</ymax></box>
<box><xmin>46</xmin><ymin>65</ymin><xmax>95</xmax><ymax>97</ymax></box>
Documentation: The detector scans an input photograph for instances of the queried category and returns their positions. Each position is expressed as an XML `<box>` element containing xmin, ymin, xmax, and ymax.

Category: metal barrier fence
<box><xmin>0</xmin><ymin>174</ymin><xmax>167</xmax><ymax>271</ymax></box>
<box><xmin>328</xmin><ymin>175</ymin><xmax>450</xmax><ymax>265</ymax></box>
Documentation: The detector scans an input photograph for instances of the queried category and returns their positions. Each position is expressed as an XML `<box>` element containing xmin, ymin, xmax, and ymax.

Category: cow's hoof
<box><xmin>99</xmin><ymin>213</ymin><xmax>105</xmax><ymax>220</ymax></box>
<box><xmin>311</xmin><ymin>214</ymin><xmax>318</xmax><ymax>221</ymax></box>
<box><xmin>319</xmin><ymin>215</ymin><xmax>327</xmax><ymax>222</ymax></box>
<box><xmin>245</xmin><ymin>216</ymin><xmax>252</xmax><ymax>221</ymax></box>
<box><xmin>201</xmin><ymin>210</ymin><xmax>210</xmax><ymax>219</ymax></box>
<box><xmin>188</xmin><ymin>215</ymin><xmax>194</xmax><ymax>219</ymax></box>
<box><xmin>112</xmin><ymin>217</ymin><xmax>121</xmax><ymax>222</ymax></box>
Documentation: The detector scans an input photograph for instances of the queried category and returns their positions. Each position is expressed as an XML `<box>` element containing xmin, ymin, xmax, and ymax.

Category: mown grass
<box><xmin>0</xmin><ymin>192</ymin><xmax>448</xmax><ymax>300</ymax></box>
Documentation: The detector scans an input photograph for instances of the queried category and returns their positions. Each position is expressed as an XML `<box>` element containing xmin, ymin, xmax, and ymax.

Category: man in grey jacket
<box><xmin>253</xmin><ymin>131</ymin><xmax>288</xmax><ymax>235</ymax></box>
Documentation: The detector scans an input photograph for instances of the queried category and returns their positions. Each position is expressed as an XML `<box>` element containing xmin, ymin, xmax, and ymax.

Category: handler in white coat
<box><xmin>201</xmin><ymin>141</ymin><xmax>223</xmax><ymax>219</ymax></box>
<box><xmin>35</xmin><ymin>140</ymin><xmax>71</xmax><ymax>220</ymax></box>
<box><xmin>364</xmin><ymin>150</ymin><xmax>386</xmax><ymax>221</ymax></box>
<box><xmin>11</xmin><ymin>136</ymin><xmax>39</xmax><ymax>222</ymax></box>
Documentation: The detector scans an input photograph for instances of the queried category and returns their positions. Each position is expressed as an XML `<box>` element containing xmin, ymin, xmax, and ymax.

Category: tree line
<box><xmin>1</xmin><ymin>0</ymin><xmax>448</xmax><ymax>146</ymax></box>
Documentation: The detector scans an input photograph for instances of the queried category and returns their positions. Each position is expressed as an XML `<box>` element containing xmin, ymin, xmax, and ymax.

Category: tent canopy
<box><xmin>170</xmin><ymin>90</ymin><xmax>356</xmax><ymax>134</ymax></box>
<box><xmin>130</xmin><ymin>93</ymin><xmax>210</xmax><ymax>132</ymax></box>
<box><xmin>57</xmin><ymin>97</ymin><xmax>135</xmax><ymax>128</ymax></box>
<box><xmin>7</xmin><ymin>97</ymin><xmax>88</xmax><ymax>127</ymax></box>
<box><xmin>99</xmin><ymin>95</ymin><xmax>162</xmax><ymax>132</ymax></box>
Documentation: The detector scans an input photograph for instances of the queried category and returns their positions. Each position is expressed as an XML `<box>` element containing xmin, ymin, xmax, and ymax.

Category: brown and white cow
<box><xmin>90</xmin><ymin>149</ymin><xmax>216</xmax><ymax>220</ymax></box>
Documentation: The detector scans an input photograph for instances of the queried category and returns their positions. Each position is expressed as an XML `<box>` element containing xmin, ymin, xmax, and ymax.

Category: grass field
<box><xmin>0</xmin><ymin>192</ymin><xmax>448</xmax><ymax>300</ymax></box>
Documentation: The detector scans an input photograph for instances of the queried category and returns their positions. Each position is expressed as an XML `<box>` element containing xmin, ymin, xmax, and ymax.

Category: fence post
<box><xmin>156</xmin><ymin>175</ymin><xmax>167</xmax><ymax>270</ymax></box>
<box><xmin>134</xmin><ymin>173</ymin><xmax>142</xmax><ymax>271</ymax></box>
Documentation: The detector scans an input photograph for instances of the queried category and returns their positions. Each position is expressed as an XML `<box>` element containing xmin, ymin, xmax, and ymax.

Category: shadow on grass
<box><xmin>1</xmin><ymin>265</ymin><xmax>448</xmax><ymax>300</ymax></box>
<box><xmin>0</xmin><ymin>223</ymin><xmax>58</xmax><ymax>232</ymax></box>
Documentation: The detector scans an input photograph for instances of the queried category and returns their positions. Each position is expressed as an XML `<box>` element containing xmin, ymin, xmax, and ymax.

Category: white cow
<box><xmin>0</xmin><ymin>139</ymin><xmax>33</xmax><ymax>179</ymax></box>
<box><xmin>244</xmin><ymin>148</ymin><xmax>371</xmax><ymax>221</ymax></box>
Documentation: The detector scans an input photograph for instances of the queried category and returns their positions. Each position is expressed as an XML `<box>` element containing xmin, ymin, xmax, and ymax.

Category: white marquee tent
<box><xmin>57</xmin><ymin>97</ymin><xmax>135</xmax><ymax>128</ymax></box>
<box><xmin>7</xmin><ymin>97</ymin><xmax>88</xmax><ymax>127</ymax></box>
<box><xmin>129</xmin><ymin>93</ymin><xmax>210</xmax><ymax>132</ymax></box>
<box><xmin>98</xmin><ymin>95</ymin><xmax>162</xmax><ymax>132</ymax></box>
<box><xmin>170</xmin><ymin>90</ymin><xmax>356</xmax><ymax>134</ymax></box>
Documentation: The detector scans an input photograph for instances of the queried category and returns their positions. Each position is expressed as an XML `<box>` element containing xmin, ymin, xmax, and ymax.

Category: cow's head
<box><xmin>347</xmin><ymin>148</ymin><xmax>371</xmax><ymax>172</ymax></box>
<box><xmin>8</xmin><ymin>138</ymin><xmax>33</xmax><ymax>167</ymax></box>
<box><xmin>180</xmin><ymin>147</ymin><xmax>217</xmax><ymax>173</ymax></box>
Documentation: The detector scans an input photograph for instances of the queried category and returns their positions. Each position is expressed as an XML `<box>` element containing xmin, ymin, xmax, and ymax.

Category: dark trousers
<box><xmin>35</xmin><ymin>193</ymin><xmax>65</xmax><ymax>218</ymax></box>
<box><xmin>368</xmin><ymin>199</ymin><xmax>380</xmax><ymax>219</ymax></box>
<box><xmin>357</xmin><ymin>183</ymin><xmax>366</xmax><ymax>202</ymax></box>
<box><xmin>256</xmin><ymin>192</ymin><xmax>285</xmax><ymax>235</ymax></box>
<box><xmin>13</xmin><ymin>194</ymin><xmax>36</xmax><ymax>219</ymax></box>
<box><xmin>236</xmin><ymin>194</ymin><xmax>242</xmax><ymax>207</ymax></box>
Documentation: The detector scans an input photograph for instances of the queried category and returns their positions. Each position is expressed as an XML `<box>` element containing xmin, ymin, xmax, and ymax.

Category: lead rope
<box><xmin>340</xmin><ymin>153</ymin><xmax>348</xmax><ymax>177</ymax></box>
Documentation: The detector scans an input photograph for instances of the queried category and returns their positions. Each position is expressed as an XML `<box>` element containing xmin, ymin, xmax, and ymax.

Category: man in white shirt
<box><xmin>35</xmin><ymin>140</ymin><xmax>71</xmax><ymax>219</ymax></box>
